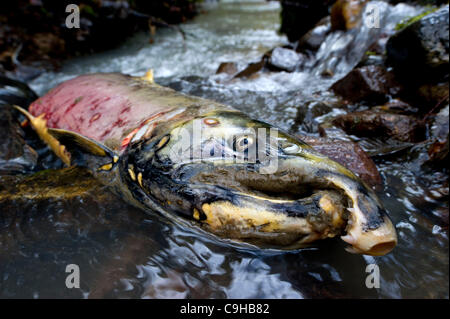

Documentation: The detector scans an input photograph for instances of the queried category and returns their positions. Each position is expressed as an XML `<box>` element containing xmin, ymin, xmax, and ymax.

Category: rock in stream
<box><xmin>387</xmin><ymin>5</ymin><xmax>449</xmax><ymax>83</ymax></box>
<box><xmin>0</xmin><ymin>105</ymin><xmax>37</xmax><ymax>174</ymax></box>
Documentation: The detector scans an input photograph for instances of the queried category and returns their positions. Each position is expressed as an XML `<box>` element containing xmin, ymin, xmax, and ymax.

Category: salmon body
<box><xmin>25</xmin><ymin>72</ymin><xmax>397</xmax><ymax>255</ymax></box>
<box><xmin>29</xmin><ymin>73</ymin><xmax>225</xmax><ymax>150</ymax></box>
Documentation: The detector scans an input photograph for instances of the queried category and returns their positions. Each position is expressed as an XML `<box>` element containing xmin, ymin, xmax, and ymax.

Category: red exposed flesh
<box><xmin>29</xmin><ymin>73</ymin><xmax>186</xmax><ymax>149</ymax></box>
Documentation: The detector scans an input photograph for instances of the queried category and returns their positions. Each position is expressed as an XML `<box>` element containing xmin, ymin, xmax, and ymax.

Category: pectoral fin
<box><xmin>14</xmin><ymin>105</ymin><xmax>118</xmax><ymax>170</ymax></box>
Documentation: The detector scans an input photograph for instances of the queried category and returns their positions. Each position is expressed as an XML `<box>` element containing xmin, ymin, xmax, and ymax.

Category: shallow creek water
<box><xmin>0</xmin><ymin>0</ymin><xmax>447</xmax><ymax>298</ymax></box>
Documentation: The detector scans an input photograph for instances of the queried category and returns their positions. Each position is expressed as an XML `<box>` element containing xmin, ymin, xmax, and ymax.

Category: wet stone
<box><xmin>356</xmin><ymin>53</ymin><xmax>385</xmax><ymax>69</ymax></box>
<box><xmin>0</xmin><ymin>167</ymin><xmax>107</xmax><ymax>203</ymax></box>
<box><xmin>0</xmin><ymin>167</ymin><xmax>112</xmax><ymax>245</ymax></box>
<box><xmin>268</xmin><ymin>47</ymin><xmax>303</xmax><ymax>72</ymax></box>
<box><xmin>431</xmin><ymin>105</ymin><xmax>449</xmax><ymax>143</ymax></box>
<box><xmin>427</xmin><ymin>136</ymin><xmax>449</xmax><ymax>165</ymax></box>
<box><xmin>427</xmin><ymin>104</ymin><xmax>449</xmax><ymax>165</ymax></box>
<box><xmin>280</xmin><ymin>0</ymin><xmax>336</xmax><ymax>42</ymax></box>
<box><xmin>377</xmin><ymin>99</ymin><xmax>418</xmax><ymax>115</ymax></box>
<box><xmin>331</xmin><ymin>109</ymin><xmax>425</xmax><ymax>143</ymax></box>
<box><xmin>0</xmin><ymin>105</ymin><xmax>38</xmax><ymax>174</ymax></box>
<box><xmin>300</xmin><ymin>135</ymin><xmax>382</xmax><ymax>187</ymax></box>
<box><xmin>216</xmin><ymin>62</ymin><xmax>238</xmax><ymax>75</ymax></box>
<box><xmin>0</xmin><ymin>76</ymin><xmax>39</xmax><ymax>106</ymax></box>
<box><xmin>386</xmin><ymin>5</ymin><xmax>449</xmax><ymax>83</ymax></box>
<box><xmin>331</xmin><ymin>65</ymin><xmax>403</xmax><ymax>104</ymax></box>
<box><xmin>417</xmin><ymin>82</ymin><xmax>449</xmax><ymax>109</ymax></box>
<box><xmin>294</xmin><ymin>100</ymin><xmax>338</xmax><ymax>133</ymax></box>
<box><xmin>330</xmin><ymin>0</ymin><xmax>368</xmax><ymax>31</ymax></box>
<box><xmin>233</xmin><ymin>60</ymin><xmax>265</xmax><ymax>79</ymax></box>
<box><xmin>297</xmin><ymin>17</ymin><xmax>331</xmax><ymax>52</ymax></box>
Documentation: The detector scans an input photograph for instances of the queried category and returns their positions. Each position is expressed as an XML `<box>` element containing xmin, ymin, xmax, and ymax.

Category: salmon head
<box><xmin>120</xmin><ymin>109</ymin><xmax>397</xmax><ymax>255</ymax></box>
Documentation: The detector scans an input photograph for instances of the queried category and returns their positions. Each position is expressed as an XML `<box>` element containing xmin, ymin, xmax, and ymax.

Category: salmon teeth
<box><xmin>128</xmin><ymin>167</ymin><xmax>136</xmax><ymax>181</ymax></box>
<box><xmin>344</xmin><ymin>246</ymin><xmax>361</xmax><ymax>254</ymax></box>
<box><xmin>341</xmin><ymin>234</ymin><xmax>356</xmax><ymax>245</ymax></box>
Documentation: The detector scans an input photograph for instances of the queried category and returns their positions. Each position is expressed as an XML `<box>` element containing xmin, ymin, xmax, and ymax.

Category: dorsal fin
<box><xmin>14</xmin><ymin>105</ymin><xmax>118</xmax><ymax>170</ymax></box>
<box><xmin>139</xmin><ymin>69</ymin><xmax>155</xmax><ymax>84</ymax></box>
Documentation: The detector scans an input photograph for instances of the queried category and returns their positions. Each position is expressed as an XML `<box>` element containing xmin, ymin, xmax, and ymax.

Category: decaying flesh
<box><xmin>18</xmin><ymin>72</ymin><xmax>397</xmax><ymax>255</ymax></box>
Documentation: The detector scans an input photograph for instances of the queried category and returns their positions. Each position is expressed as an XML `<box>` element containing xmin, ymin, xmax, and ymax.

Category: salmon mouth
<box><xmin>185</xmin><ymin>155</ymin><xmax>397</xmax><ymax>256</ymax></box>
<box><xmin>126</xmin><ymin>145</ymin><xmax>398</xmax><ymax>255</ymax></box>
<box><xmin>197</xmin><ymin>188</ymin><xmax>349</xmax><ymax>249</ymax></box>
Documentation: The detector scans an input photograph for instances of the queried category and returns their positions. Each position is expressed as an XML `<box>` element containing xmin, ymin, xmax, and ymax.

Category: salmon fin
<box><xmin>139</xmin><ymin>69</ymin><xmax>154</xmax><ymax>84</ymax></box>
<box><xmin>47</xmin><ymin>128</ymin><xmax>116</xmax><ymax>162</ymax></box>
<box><xmin>13</xmin><ymin>105</ymin><xmax>72</xmax><ymax>166</ymax></box>
<box><xmin>13</xmin><ymin>105</ymin><xmax>118</xmax><ymax>170</ymax></box>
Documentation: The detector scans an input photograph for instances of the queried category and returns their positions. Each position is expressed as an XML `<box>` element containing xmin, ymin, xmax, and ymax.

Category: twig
<box><xmin>130</xmin><ymin>10</ymin><xmax>188</xmax><ymax>48</ymax></box>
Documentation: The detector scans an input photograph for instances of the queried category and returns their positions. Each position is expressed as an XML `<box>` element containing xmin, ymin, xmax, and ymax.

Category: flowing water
<box><xmin>0</xmin><ymin>0</ymin><xmax>448</xmax><ymax>298</ymax></box>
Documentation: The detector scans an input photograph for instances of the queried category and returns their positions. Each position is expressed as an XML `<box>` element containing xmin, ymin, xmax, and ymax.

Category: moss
<box><xmin>395</xmin><ymin>7</ymin><xmax>438</xmax><ymax>31</ymax></box>
<box><xmin>0</xmin><ymin>167</ymin><xmax>105</xmax><ymax>202</ymax></box>
<box><xmin>81</xmin><ymin>4</ymin><xmax>98</xmax><ymax>18</ymax></box>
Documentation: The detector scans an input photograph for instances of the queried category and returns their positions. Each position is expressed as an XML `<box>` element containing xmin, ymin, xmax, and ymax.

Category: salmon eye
<box><xmin>204</xmin><ymin>118</ymin><xmax>220</xmax><ymax>126</ymax></box>
<box><xmin>234</xmin><ymin>135</ymin><xmax>254</xmax><ymax>152</ymax></box>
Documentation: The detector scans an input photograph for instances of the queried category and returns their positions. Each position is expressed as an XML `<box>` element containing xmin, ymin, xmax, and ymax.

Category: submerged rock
<box><xmin>331</xmin><ymin>109</ymin><xmax>425</xmax><ymax>143</ymax></box>
<box><xmin>0</xmin><ymin>167</ymin><xmax>104</xmax><ymax>203</ymax></box>
<box><xmin>0</xmin><ymin>105</ymin><xmax>37</xmax><ymax>174</ymax></box>
<box><xmin>331</xmin><ymin>0</ymin><xmax>368</xmax><ymax>31</ymax></box>
<box><xmin>300</xmin><ymin>135</ymin><xmax>382</xmax><ymax>187</ymax></box>
<box><xmin>0</xmin><ymin>166</ymin><xmax>146</xmax><ymax>262</ymax></box>
<box><xmin>331</xmin><ymin>65</ymin><xmax>402</xmax><ymax>104</ymax></box>
<box><xmin>386</xmin><ymin>5</ymin><xmax>449</xmax><ymax>83</ymax></box>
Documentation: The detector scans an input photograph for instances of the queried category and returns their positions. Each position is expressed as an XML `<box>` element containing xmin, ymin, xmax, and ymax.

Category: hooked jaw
<box><xmin>196</xmin><ymin>188</ymin><xmax>348</xmax><ymax>248</ymax></box>
<box><xmin>158</xmin><ymin>151</ymin><xmax>398</xmax><ymax>255</ymax></box>
<box><xmin>177</xmin><ymin>155</ymin><xmax>397</xmax><ymax>255</ymax></box>
<box><xmin>326</xmin><ymin>174</ymin><xmax>397</xmax><ymax>255</ymax></box>
<box><xmin>341</xmin><ymin>217</ymin><xmax>397</xmax><ymax>256</ymax></box>
<box><xmin>278</xmin><ymin>155</ymin><xmax>398</xmax><ymax>256</ymax></box>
